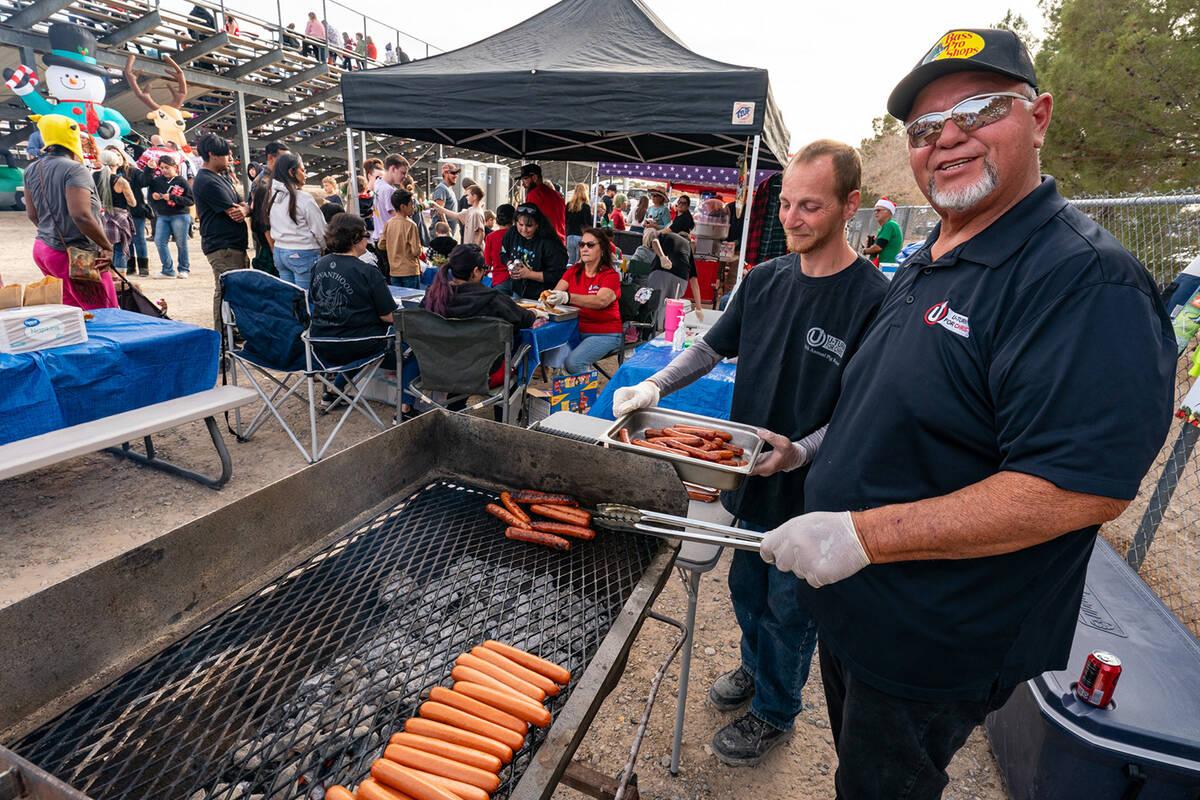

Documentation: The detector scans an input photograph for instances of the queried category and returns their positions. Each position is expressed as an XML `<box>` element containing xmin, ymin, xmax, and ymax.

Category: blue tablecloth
<box><xmin>519</xmin><ymin>318</ymin><xmax>579</xmax><ymax>378</ymax></box>
<box><xmin>0</xmin><ymin>309</ymin><xmax>220</xmax><ymax>445</ymax></box>
<box><xmin>389</xmin><ymin>286</ymin><xmax>426</xmax><ymax>308</ymax></box>
<box><xmin>420</xmin><ymin>266</ymin><xmax>490</xmax><ymax>288</ymax></box>
<box><xmin>590</xmin><ymin>336</ymin><xmax>737</xmax><ymax>420</ymax></box>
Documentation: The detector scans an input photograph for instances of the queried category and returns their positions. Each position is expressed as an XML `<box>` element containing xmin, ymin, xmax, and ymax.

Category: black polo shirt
<box><xmin>802</xmin><ymin>177</ymin><xmax>1175</xmax><ymax>702</ymax></box>
<box><xmin>193</xmin><ymin>168</ymin><xmax>248</xmax><ymax>255</ymax></box>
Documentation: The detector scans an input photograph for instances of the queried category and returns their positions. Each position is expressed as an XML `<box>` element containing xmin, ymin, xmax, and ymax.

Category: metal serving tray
<box><xmin>518</xmin><ymin>301</ymin><xmax>579</xmax><ymax>321</ymax></box>
<box><xmin>602</xmin><ymin>407</ymin><xmax>762</xmax><ymax>490</ymax></box>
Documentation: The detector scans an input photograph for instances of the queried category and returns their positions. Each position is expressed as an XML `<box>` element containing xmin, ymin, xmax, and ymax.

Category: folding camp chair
<box><xmin>595</xmin><ymin>286</ymin><xmax>661</xmax><ymax>379</ymax></box>
<box><xmin>397</xmin><ymin>308</ymin><xmax>530</xmax><ymax>425</ymax></box>
<box><xmin>220</xmin><ymin>269</ymin><xmax>392</xmax><ymax>463</ymax></box>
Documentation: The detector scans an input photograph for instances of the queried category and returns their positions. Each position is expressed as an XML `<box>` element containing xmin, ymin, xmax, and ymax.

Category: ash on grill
<box><xmin>202</xmin><ymin>557</ymin><xmax>604</xmax><ymax>800</ymax></box>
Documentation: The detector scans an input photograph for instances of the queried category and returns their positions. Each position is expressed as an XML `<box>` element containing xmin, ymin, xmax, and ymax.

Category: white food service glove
<box><xmin>750</xmin><ymin>429</ymin><xmax>809</xmax><ymax>476</ymax></box>
<box><xmin>759</xmin><ymin>511</ymin><xmax>870</xmax><ymax>588</ymax></box>
<box><xmin>692</xmin><ymin>308</ymin><xmax>704</xmax><ymax>322</ymax></box>
<box><xmin>546</xmin><ymin>290</ymin><xmax>570</xmax><ymax>306</ymax></box>
<box><xmin>612</xmin><ymin>380</ymin><xmax>660</xmax><ymax>417</ymax></box>
<box><xmin>533</xmin><ymin>308</ymin><xmax>550</xmax><ymax>320</ymax></box>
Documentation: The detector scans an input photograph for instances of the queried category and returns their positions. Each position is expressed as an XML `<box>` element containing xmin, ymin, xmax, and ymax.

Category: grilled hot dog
<box><xmin>383</xmin><ymin>744</ymin><xmax>500</xmax><ymax>792</ymax></box>
<box><xmin>355</xmin><ymin>778</ymin><xmax>414</xmax><ymax>800</ymax></box>
<box><xmin>387</xmin><ymin>731</ymin><xmax>503</xmax><ymax>773</ymax></box>
<box><xmin>391</xmin><ymin>766</ymin><xmax>490</xmax><ymax>800</ymax></box>
<box><xmin>454</xmin><ymin>680</ymin><xmax>553</xmax><ymax>727</ymax></box>
<box><xmin>469</xmin><ymin>645</ymin><xmax>562</xmax><ymax>696</ymax></box>
<box><xmin>487</xmin><ymin>503</ymin><xmax>530</xmax><ymax>529</ymax></box>
<box><xmin>418</xmin><ymin>701</ymin><xmax>526</xmax><ymax>751</ymax></box>
<box><xmin>455</xmin><ymin>653</ymin><xmax>547</xmax><ymax>701</ymax></box>
<box><xmin>324</xmin><ymin>787</ymin><xmax>357</xmax><ymax>800</ymax></box>
<box><xmin>513</xmin><ymin>490</ymin><xmax>578</xmax><ymax>506</ymax></box>
<box><xmin>371</xmin><ymin>759</ymin><xmax>459</xmax><ymax>800</ymax></box>
<box><xmin>500</xmin><ymin>492</ymin><xmax>532</xmax><ymax>526</ymax></box>
<box><xmin>530</xmin><ymin>503</ymin><xmax>592</xmax><ymax>526</ymax></box>
<box><xmin>427</xmin><ymin>685</ymin><xmax>528</xmax><ymax>734</ymax></box>
<box><xmin>401</xmin><ymin>718</ymin><xmax>513</xmax><ymax>764</ymax></box>
<box><xmin>531</xmin><ymin>520</ymin><xmax>596</xmax><ymax>540</ymax></box>
<box><xmin>505</xmin><ymin>526</ymin><xmax>570</xmax><ymax>550</ymax></box>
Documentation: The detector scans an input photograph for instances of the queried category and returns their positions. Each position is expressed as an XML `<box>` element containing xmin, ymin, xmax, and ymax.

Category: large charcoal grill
<box><xmin>0</xmin><ymin>411</ymin><xmax>687</xmax><ymax>800</ymax></box>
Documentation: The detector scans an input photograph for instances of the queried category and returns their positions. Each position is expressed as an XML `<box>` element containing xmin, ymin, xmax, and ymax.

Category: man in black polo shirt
<box><xmin>193</xmin><ymin>133</ymin><xmax>250</xmax><ymax>335</ymax></box>
<box><xmin>614</xmin><ymin>140</ymin><xmax>888</xmax><ymax>766</ymax></box>
<box><xmin>758</xmin><ymin>29</ymin><xmax>1175</xmax><ymax>798</ymax></box>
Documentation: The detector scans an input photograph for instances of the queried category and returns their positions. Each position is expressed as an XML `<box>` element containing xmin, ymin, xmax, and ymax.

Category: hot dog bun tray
<box><xmin>0</xmin><ymin>411</ymin><xmax>687</xmax><ymax>800</ymax></box>
<box><xmin>516</xmin><ymin>301</ymin><xmax>578</xmax><ymax>321</ymax></box>
<box><xmin>602</xmin><ymin>407</ymin><xmax>763</xmax><ymax>491</ymax></box>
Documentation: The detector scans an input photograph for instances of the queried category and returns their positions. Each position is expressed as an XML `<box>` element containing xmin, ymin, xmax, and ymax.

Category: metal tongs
<box><xmin>593</xmin><ymin>503</ymin><xmax>763</xmax><ymax>551</ymax></box>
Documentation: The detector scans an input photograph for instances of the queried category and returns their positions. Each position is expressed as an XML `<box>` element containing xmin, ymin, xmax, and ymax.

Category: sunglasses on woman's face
<box><xmin>579</xmin><ymin>241</ymin><xmax>599</xmax><ymax>249</ymax></box>
<box><xmin>904</xmin><ymin>92</ymin><xmax>1032</xmax><ymax>148</ymax></box>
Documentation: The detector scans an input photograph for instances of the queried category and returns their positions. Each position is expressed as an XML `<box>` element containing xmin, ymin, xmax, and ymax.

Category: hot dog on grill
<box><xmin>529</xmin><ymin>503</ymin><xmax>592</xmax><ymax>526</ymax></box>
<box><xmin>387</xmin><ymin>731</ymin><xmax>504</xmax><ymax>774</ymax></box>
<box><xmin>428</xmin><ymin>685</ymin><xmax>528</xmax><ymax>734</ymax></box>
<box><xmin>530</xmin><ymin>520</ymin><xmax>596</xmax><ymax>540</ymax></box>
<box><xmin>482</xmin><ymin>640</ymin><xmax>572</xmax><ymax>685</ymax></box>
<box><xmin>371</xmin><ymin>759</ymin><xmax>459</xmax><ymax>800</ymax></box>
<box><xmin>383</xmin><ymin>744</ymin><xmax>500</xmax><ymax>792</ymax></box>
<box><xmin>391</xmin><ymin>766</ymin><xmax>491</xmax><ymax>800</ymax></box>
<box><xmin>453</xmin><ymin>680</ymin><xmax>553</xmax><ymax>727</ymax></box>
<box><xmin>324</xmin><ymin>786</ymin><xmax>357</xmax><ymax>800</ymax></box>
<box><xmin>455</xmin><ymin>653</ymin><xmax>547</xmax><ymax>701</ymax></box>
<box><xmin>401</xmin><ymin>719</ymin><xmax>513</xmax><ymax>764</ymax></box>
<box><xmin>451</xmin><ymin>663</ymin><xmax>540</xmax><ymax>701</ymax></box>
<box><xmin>500</xmin><ymin>492</ymin><xmax>531</xmax><ymax>526</ymax></box>
<box><xmin>418</xmin><ymin>701</ymin><xmax>526</xmax><ymax>751</ymax></box>
<box><xmin>505</xmin><ymin>526</ymin><xmax>570</xmax><ymax>550</ymax></box>
<box><xmin>513</xmin><ymin>490</ymin><xmax>578</xmax><ymax>507</ymax></box>
<box><xmin>355</xmin><ymin>778</ymin><xmax>415</xmax><ymax>800</ymax></box>
<box><xmin>486</xmin><ymin>503</ymin><xmax>531</xmax><ymax>529</ymax></box>
<box><xmin>469</xmin><ymin>645</ymin><xmax>561</xmax><ymax>696</ymax></box>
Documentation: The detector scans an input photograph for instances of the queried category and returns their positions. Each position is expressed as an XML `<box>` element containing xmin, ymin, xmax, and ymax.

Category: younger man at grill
<box><xmin>613</xmin><ymin>140</ymin><xmax>889</xmax><ymax>766</ymax></box>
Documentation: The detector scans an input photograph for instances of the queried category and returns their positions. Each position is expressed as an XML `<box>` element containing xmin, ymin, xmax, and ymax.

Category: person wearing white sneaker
<box><xmin>612</xmin><ymin>139</ymin><xmax>888</xmax><ymax>768</ymax></box>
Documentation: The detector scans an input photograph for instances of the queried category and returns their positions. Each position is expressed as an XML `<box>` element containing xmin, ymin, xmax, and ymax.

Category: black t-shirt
<box><xmin>308</xmin><ymin>253</ymin><xmax>397</xmax><ymax>362</ymax></box>
<box><xmin>654</xmin><ymin>231</ymin><xmax>697</xmax><ymax>282</ymax></box>
<box><xmin>704</xmin><ymin>254</ymin><xmax>887</xmax><ymax>528</ymax></box>
<box><xmin>193</xmin><ymin>168</ymin><xmax>248</xmax><ymax>254</ymax></box>
<box><xmin>668</xmin><ymin>209</ymin><xmax>694</xmax><ymax>234</ymax></box>
<box><xmin>565</xmin><ymin>204</ymin><xmax>592</xmax><ymax>237</ymax></box>
<box><xmin>801</xmin><ymin>178</ymin><xmax>1176</xmax><ymax>702</ymax></box>
<box><xmin>602</xmin><ymin>195</ymin><xmax>614</xmax><ymax>213</ymax></box>
<box><xmin>499</xmin><ymin>227</ymin><xmax>569</xmax><ymax>300</ymax></box>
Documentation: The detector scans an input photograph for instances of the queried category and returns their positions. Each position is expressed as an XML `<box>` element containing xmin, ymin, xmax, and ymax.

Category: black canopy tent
<box><xmin>339</xmin><ymin>0</ymin><xmax>791</xmax><ymax>280</ymax></box>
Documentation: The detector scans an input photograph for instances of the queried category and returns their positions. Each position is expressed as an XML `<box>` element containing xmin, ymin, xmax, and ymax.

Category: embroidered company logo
<box><xmin>922</xmin><ymin>31</ymin><xmax>985</xmax><ymax>64</ymax></box>
<box><xmin>924</xmin><ymin>300</ymin><xmax>970</xmax><ymax>339</ymax></box>
<box><xmin>731</xmin><ymin>101</ymin><xmax>755</xmax><ymax>126</ymax></box>
<box><xmin>806</xmin><ymin>326</ymin><xmax>847</xmax><ymax>362</ymax></box>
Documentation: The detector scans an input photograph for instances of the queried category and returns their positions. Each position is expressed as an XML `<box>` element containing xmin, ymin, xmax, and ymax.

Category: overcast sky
<box><xmin>235</xmin><ymin>0</ymin><xmax>1046</xmax><ymax>152</ymax></box>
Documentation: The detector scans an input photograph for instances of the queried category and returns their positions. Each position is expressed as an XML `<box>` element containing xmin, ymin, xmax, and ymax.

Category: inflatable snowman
<box><xmin>3</xmin><ymin>22</ymin><xmax>131</xmax><ymax>155</ymax></box>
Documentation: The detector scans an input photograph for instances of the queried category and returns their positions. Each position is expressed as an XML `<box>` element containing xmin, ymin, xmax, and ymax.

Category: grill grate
<box><xmin>10</xmin><ymin>480</ymin><xmax>658</xmax><ymax>800</ymax></box>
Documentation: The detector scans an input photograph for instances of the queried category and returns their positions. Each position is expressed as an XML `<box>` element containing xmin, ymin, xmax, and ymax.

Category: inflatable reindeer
<box><xmin>123</xmin><ymin>54</ymin><xmax>193</xmax><ymax>151</ymax></box>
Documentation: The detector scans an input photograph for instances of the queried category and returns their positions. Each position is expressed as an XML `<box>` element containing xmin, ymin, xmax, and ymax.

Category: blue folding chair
<box><xmin>220</xmin><ymin>269</ymin><xmax>392</xmax><ymax>463</ymax></box>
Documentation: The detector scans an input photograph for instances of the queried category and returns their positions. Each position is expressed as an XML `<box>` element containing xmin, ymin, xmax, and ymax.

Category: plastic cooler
<box><xmin>984</xmin><ymin>538</ymin><xmax>1200</xmax><ymax>799</ymax></box>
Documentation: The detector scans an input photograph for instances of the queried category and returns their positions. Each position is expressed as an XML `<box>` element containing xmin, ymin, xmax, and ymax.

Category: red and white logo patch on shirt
<box><xmin>924</xmin><ymin>300</ymin><xmax>970</xmax><ymax>338</ymax></box>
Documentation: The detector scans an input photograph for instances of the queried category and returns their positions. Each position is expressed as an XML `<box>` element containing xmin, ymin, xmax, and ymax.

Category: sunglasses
<box><xmin>579</xmin><ymin>241</ymin><xmax>599</xmax><ymax>249</ymax></box>
<box><xmin>516</xmin><ymin>204</ymin><xmax>539</xmax><ymax>215</ymax></box>
<box><xmin>448</xmin><ymin>169</ymin><xmax>460</xmax><ymax>175</ymax></box>
<box><xmin>904</xmin><ymin>92</ymin><xmax>1032</xmax><ymax>148</ymax></box>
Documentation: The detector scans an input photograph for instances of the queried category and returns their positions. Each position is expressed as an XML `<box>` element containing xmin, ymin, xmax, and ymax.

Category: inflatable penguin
<box><xmin>3</xmin><ymin>22</ymin><xmax>131</xmax><ymax>153</ymax></box>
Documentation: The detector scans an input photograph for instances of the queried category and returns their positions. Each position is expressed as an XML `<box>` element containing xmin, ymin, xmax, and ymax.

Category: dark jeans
<box><xmin>390</xmin><ymin>275</ymin><xmax>419</xmax><ymax>288</ymax></box>
<box><xmin>819</xmin><ymin>640</ymin><xmax>1016</xmax><ymax>799</ymax></box>
<box><xmin>728</xmin><ymin>522</ymin><xmax>819</xmax><ymax>730</ymax></box>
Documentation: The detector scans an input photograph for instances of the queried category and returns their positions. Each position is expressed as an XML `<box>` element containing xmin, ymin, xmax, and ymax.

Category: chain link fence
<box><xmin>852</xmin><ymin>189</ymin><xmax>1200</xmax><ymax>637</ymax></box>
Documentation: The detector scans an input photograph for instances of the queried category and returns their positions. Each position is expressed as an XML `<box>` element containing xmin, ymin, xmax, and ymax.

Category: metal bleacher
<box><xmin>0</xmin><ymin>0</ymin><xmax>518</xmax><ymax>184</ymax></box>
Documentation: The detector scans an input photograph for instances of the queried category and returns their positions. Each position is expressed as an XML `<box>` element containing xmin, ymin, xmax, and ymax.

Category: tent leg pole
<box><xmin>346</xmin><ymin>129</ymin><xmax>359</xmax><ymax>199</ymax></box>
<box><xmin>235</xmin><ymin>91</ymin><xmax>252</xmax><ymax>200</ymax></box>
<box><xmin>360</xmin><ymin>131</ymin><xmax>367</xmax><ymax>163</ymax></box>
<box><xmin>734</xmin><ymin>134</ymin><xmax>761</xmax><ymax>289</ymax></box>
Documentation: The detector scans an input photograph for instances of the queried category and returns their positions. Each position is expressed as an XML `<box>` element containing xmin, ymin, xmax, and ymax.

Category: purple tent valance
<box><xmin>598</xmin><ymin>162</ymin><xmax>778</xmax><ymax>189</ymax></box>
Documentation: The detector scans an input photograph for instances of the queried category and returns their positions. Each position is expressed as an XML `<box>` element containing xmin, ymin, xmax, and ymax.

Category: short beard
<box><xmin>928</xmin><ymin>158</ymin><xmax>999</xmax><ymax>212</ymax></box>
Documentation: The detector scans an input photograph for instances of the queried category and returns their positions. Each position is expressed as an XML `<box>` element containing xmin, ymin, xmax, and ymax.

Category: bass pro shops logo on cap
<box><xmin>924</xmin><ymin>300</ymin><xmax>970</xmax><ymax>339</ymax></box>
<box><xmin>922</xmin><ymin>30</ymin><xmax>986</xmax><ymax>64</ymax></box>
<box><xmin>731</xmin><ymin>101</ymin><xmax>755</xmax><ymax>125</ymax></box>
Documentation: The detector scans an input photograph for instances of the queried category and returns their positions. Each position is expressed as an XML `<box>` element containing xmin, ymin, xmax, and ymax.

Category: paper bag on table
<box><xmin>22</xmin><ymin>276</ymin><xmax>63</xmax><ymax>307</ymax></box>
<box><xmin>0</xmin><ymin>283</ymin><xmax>21</xmax><ymax>310</ymax></box>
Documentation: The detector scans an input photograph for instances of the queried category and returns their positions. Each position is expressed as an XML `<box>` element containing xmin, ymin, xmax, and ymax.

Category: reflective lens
<box><xmin>906</xmin><ymin>92</ymin><xmax>1030</xmax><ymax>148</ymax></box>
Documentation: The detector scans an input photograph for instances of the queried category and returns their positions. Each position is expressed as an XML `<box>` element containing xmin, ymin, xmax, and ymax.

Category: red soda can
<box><xmin>1075</xmin><ymin>650</ymin><xmax>1122</xmax><ymax>707</ymax></box>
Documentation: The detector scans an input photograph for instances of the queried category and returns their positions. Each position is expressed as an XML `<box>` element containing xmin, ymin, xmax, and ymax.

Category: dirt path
<box><xmin>0</xmin><ymin>212</ymin><xmax>1010</xmax><ymax>799</ymax></box>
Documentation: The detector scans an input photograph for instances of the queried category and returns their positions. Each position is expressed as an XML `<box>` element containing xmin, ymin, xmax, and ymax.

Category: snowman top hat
<box><xmin>42</xmin><ymin>23</ymin><xmax>109</xmax><ymax>78</ymax></box>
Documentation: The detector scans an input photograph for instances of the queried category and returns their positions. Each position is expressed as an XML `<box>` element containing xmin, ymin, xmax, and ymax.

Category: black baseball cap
<box><xmin>887</xmin><ymin>29</ymin><xmax>1037</xmax><ymax>121</ymax></box>
<box><xmin>519</xmin><ymin>163</ymin><xmax>542</xmax><ymax>178</ymax></box>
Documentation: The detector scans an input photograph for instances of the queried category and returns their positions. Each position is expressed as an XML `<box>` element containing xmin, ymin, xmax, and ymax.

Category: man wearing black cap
<box><xmin>519</xmin><ymin>163</ymin><xmax>566</xmax><ymax>243</ymax></box>
<box><xmin>756</xmin><ymin>29</ymin><xmax>1175</xmax><ymax>797</ymax></box>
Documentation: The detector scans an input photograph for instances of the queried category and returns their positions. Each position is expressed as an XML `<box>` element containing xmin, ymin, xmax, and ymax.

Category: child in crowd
<box><xmin>484</xmin><ymin>203</ymin><xmax>514</xmax><ymax>295</ymax></box>
<box><xmin>428</xmin><ymin>221</ymin><xmax>458</xmax><ymax>260</ymax></box>
<box><xmin>146</xmin><ymin>154</ymin><xmax>193</xmax><ymax>278</ymax></box>
<box><xmin>380</xmin><ymin>190</ymin><xmax>422</xmax><ymax>288</ymax></box>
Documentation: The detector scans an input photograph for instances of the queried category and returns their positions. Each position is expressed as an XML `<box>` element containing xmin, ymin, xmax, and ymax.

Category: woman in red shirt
<box><xmin>546</xmin><ymin>227</ymin><xmax>623</xmax><ymax>374</ymax></box>
<box><xmin>484</xmin><ymin>203</ymin><xmax>515</xmax><ymax>294</ymax></box>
